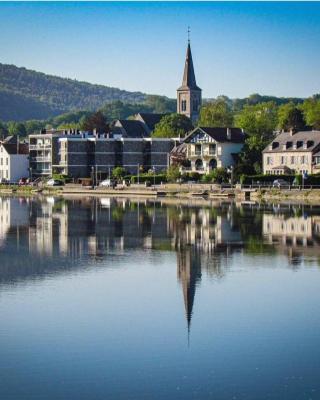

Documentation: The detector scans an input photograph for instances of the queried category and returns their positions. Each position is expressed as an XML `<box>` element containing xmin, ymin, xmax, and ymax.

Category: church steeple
<box><xmin>180</xmin><ymin>43</ymin><xmax>200</xmax><ymax>91</ymax></box>
<box><xmin>177</xmin><ymin>33</ymin><xmax>202</xmax><ymax>123</ymax></box>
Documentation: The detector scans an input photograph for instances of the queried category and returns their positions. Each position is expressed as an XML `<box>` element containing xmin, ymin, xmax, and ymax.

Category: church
<box><xmin>172</xmin><ymin>40</ymin><xmax>246</xmax><ymax>174</ymax></box>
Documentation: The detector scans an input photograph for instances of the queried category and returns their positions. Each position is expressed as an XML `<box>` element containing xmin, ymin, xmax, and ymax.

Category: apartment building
<box><xmin>29</xmin><ymin>129</ymin><xmax>177</xmax><ymax>178</ymax></box>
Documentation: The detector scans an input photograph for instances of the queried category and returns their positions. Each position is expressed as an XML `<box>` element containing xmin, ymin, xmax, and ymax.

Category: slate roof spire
<box><xmin>179</xmin><ymin>37</ymin><xmax>201</xmax><ymax>91</ymax></box>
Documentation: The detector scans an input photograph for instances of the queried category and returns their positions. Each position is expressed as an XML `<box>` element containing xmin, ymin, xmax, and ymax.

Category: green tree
<box><xmin>198</xmin><ymin>99</ymin><xmax>234</xmax><ymax>127</ymax></box>
<box><xmin>80</xmin><ymin>111</ymin><xmax>109</xmax><ymax>133</ymax></box>
<box><xmin>152</xmin><ymin>114</ymin><xmax>193</xmax><ymax>138</ymax></box>
<box><xmin>236</xmin><ymin>102</ymin><xmax>277</xmax><ymax>174</ymax></box>
<box><xmin>7</xmin><ymin>121</ymin><xmax>27</xmax><ymax>137</ymax></box>
<box><xmin>25</xmin><ymin>120</ymin><xmax>44</xmax><ymax>135</ymax></box>
<box><xmin>277</xmin><ymin>102</ymin><xmax>305</xmax><ymax>130</ymax></box>
<box><xmin>301</xmin><ymin>97</ymin><xmax>320</xmax><ymax>129</ymax></box>
<box><xmin>0</xmin><ymin>121</ymin><xmax>8</xmax><ymax>138</ymax></box>
<box><xmin>112</xmin><ymin>167</ymin><xmax>126</xmax><ymax>181</ymax></box>
<box><xmin>166</xmin><ymin>165</ymin><xmax>181</xmax><ymax>182</ymax></box>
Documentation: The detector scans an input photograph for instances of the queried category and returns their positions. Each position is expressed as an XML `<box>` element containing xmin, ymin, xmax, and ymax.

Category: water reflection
<box><xmin>1</xmin><ymin>196</ymin><xmax>320</xmax><ymax>335</ymax></box>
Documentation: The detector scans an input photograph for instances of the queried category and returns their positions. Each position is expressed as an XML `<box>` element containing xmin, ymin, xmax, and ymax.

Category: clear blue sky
<box><xmin>1</xmin><ymin>1</ymin><xmax>320</xmax><ymax>99</ymax></box>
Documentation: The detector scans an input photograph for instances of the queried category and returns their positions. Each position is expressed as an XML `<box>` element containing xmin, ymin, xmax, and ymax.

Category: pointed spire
<box><xmin>177</xmin><ymin>248</ymin><xmax>202</xmax><ymax>347</ymax></box>
<box><xmin>179</xmin><ymin>36</ymin><xmax>200</xmax><ymax>91</ymax></box>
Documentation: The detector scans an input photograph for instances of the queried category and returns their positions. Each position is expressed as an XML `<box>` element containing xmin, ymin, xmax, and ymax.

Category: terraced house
<box><xmin>263</xmin><ymin>129</ymin><xmax>320</xmax><ymax>175</ymax></box>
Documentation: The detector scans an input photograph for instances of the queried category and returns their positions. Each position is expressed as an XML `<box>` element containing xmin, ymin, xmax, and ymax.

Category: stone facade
<box><xmin>262</xmin><ymin>130</ymin><xmax>320</xmax><ymax>175</ymax></box>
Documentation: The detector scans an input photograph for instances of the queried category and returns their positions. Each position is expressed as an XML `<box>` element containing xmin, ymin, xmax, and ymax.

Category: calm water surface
<box><xmin>0</xmin><ymin>196</ymin><xmax>320</xmax><ymax>399</ymax></box>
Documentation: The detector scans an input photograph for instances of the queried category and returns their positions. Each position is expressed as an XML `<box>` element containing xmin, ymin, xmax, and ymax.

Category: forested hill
<box><xmin>0</xmin><ymin>63</ymin><xmax>147</xmax><ymax>121</ymax></box>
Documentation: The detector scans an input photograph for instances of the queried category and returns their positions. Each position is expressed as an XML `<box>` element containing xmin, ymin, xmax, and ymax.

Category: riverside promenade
<box><xmin>3</xmin><ymin>182</ymin><xmax>320</xmax><ymax>202</ymax></box>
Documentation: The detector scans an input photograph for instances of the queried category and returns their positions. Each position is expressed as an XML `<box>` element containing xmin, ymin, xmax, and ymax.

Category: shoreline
<box><xmin>2</xmin><ymin>184</ymin><xmax>320</xmax><ymax>204</ymax></box>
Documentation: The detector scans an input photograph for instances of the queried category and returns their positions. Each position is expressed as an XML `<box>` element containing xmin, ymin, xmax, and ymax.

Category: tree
<box><xmin>301</xmin><ymin>97</ymin><xmax>320</xmax><ymax>129</ymax></box>
<box><xmin>112</xmin><ymin>167</ymin><xmax>126</xmax><ymax>181</ymax></box>
<box><xmin>198</xmin><ymin>99</ymin><xmax>234</xmax><ymax>127</ymax></box>
<box><xmin>0</xmin><ymin>121</ymin><xmax>8</xmax><ymax>139</ymax></box>
<box><xmin>25</xmin><ymin>120</ymin><xmax>44</xmax><ymax>135</ymax></box>
<box><xmin>7</xmin><ymin>121</ymin><xmax>27</xmax><ymax>137</ymax></box>
<box><xmin>235</xmin><ymin>102</ymin><xmax>277</xmax><ymax>174</ymax></box>
<box><xmin>166</xmin><ymin>165</ymin><xmax>181</xmax><ymax>182</ymax></box>
<box><xmin>277</xmin><ymin>102</ymin><xmax>305</xmax><ymax>131</ymax></box>
<box><xmin>152</xmin><ymin>114</ymin><xmax>193</xmax><ymax>138</ymax></box>
<box><xmin>80</xmin><ymin>111</ymin><xmax>109</xmax><ymax>133</ymax></box>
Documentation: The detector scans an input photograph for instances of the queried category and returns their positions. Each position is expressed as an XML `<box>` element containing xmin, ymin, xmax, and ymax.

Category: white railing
<box><xmin>30</xmin><ymin>157</ymin><xmax>51</xmax><ymax>162</ymax></box>
<box><xmin>29</xmin><ymin>144</ymin><xmax>51</xmax><ymax>150</ymax></box>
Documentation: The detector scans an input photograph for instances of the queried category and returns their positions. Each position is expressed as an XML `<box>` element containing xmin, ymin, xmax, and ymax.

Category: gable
<box><xmin>185</xmin><ymin>129</ymin><xmax>216</xmax><ymax>144</ymax></box>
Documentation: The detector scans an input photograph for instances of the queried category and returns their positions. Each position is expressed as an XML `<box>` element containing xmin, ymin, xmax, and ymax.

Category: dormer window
<box><xmin>286</xmin><ymin>141</ymin><xmax>292</xmax><ymax>149</ymax></box>
<box><xmin>272</xmin><ymin>142</ymin><xmax>279</xmax><ymax>149</ymax></box>
<box><xmin>297</xmin><ymin>140</ymin><xmax>303</xmax><ymax>148</ymax></box>
<box><xmin>307</xmin><ymin>140</ymin><xmax>314</xmax><ymax>148</ymax></box>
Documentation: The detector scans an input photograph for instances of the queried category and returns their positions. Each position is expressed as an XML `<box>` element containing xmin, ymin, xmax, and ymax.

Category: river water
<box><xmin>0</xmin><ymin>196</ymin><xmax>319</xmax><ymax>399</ymax></box>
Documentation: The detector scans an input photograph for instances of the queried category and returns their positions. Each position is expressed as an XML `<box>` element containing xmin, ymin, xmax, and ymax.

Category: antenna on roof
<box><xmin>187</xmin><ymin>26</ymin><xmax>190</xmax><ymax>44</ymax></box>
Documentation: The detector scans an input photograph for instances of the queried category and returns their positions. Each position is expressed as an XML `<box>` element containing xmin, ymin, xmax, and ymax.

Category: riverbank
<box><xmin>2</xmin><ymin>183</ymin><xmax>320</xmax><ymax>203</ymax></box>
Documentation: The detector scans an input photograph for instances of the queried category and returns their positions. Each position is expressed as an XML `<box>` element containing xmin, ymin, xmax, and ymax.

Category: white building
<box><xmin>171</xmin><ymin>127</ymin><xmax>245</xmax><ymax>174</ymax></box>
<box><xmin>0</xmin><ymin>137</ymin><xmax>29</xmax><ymax>183</ymax></box>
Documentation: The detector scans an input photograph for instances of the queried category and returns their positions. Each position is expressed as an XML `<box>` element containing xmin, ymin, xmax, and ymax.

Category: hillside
<box><xmin>0</xmin><ymin>63</ymin><xmax>147</xmax><ymax>121</ymax></box>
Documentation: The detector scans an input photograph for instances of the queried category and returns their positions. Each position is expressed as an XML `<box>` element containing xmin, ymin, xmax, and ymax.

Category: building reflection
<box><xmin>1</xmin><ymin>197</ymin><xmax>320</xmax><ymax>337</ymax></box>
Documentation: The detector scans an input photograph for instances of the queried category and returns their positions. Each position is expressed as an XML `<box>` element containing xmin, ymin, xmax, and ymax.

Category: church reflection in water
<box><xmin>1</xmin><ymin>196</ymin><xmax>320</xmax><ymax>333</ymax></box>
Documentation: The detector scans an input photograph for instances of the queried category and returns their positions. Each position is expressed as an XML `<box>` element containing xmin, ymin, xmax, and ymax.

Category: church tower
<box><xmin>177</xmin><ymin>37</ymin><xmax>202</xmax><ymax>123</ymax></box>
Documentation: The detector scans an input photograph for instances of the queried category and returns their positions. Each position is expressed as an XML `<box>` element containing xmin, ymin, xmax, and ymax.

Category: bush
<box><xmin>52</xmin><ymin>174</ymin><xmax>71</xmax><ymax>183</ymax></box>
<box><xmin>241</xmin><ymin>174</ymin><xmax>294</xmax><ymax>185</ymax></box>
<box><xmin>130</xmin><ymin>173</ymin><xmax>167</xmax><ymax>184</ymax></box>
<box><xmin>181</xmin><ymin>172</ymin><xmax>201</xmax><ymax>182</ymax></box>
<box><xmin>166</xmin><ymin>166</ymin><xmax>181</xmax><ymax>183</ymax></box>
<box><xmin>112</xmin><ymin>167</ymin><xmax>126</xmax><ymax>181</ymax></box>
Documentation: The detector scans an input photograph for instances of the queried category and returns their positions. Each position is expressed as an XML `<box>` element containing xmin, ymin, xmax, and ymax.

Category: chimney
<box><xmin>289</xmin><ymin>127</ymin><xmax>297</xmax><ymax>136</ymax></box>
<box><xmin>227</xmin><ymin>128</ymin><xmax>231</xmax><ymax>140</ymax></box>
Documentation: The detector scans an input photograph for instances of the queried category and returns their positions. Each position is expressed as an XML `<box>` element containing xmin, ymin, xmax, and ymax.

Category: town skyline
<box><xmin>1</xmin><ymin>2</ymin><xmax>320</xmax><ymax>98</ymax></box>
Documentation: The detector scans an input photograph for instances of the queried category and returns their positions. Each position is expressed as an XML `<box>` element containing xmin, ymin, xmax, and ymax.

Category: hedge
<box><xmin>241</xmin><ymin>173</ymin><xmax>320</xmax><ymax>185</ymax></box>
<box><xmin>130</xmin><ymin>173</ymin><xmax>167</xmax><ymax>184</ymax></box>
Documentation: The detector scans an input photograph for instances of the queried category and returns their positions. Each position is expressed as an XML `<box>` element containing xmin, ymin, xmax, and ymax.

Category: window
<box><xmin>181</xmin><ymin>100</ymin><xmax>187</xmax><ymax>112</ymax></box>
<box><xmin>291</xmin><ymin>156</ymin><xmax>295</xmax><ymax>164</ymax></box>
<box><xmin>6</xmin><ymin>158</ymin><xmax>8</xmax><ymax>166</ymax></box>
<box><xmin>267</xmin><ymin>156</ymin><xmax>273</xmax><ymax>165</ymax></box>
<box><xmin>280</xmin><ymin>156</ymin><xmax>286</xmax><ymax>165</ymax></box>
<box><xmin>301</xmin><ymin>155</ymin><xmax>308</xmax><ymax>164</ymax></box>
<box><xmin>195</xmin><ymin>144</ymin><xmax>201</xmax><ymax>155</ymax></box>
<box><xmin>209</xmin><ymin>144</ymin><xmax>216</xmax><ymax>155</ymax></box>
<box><xmin>0</xmin><ymin>158</ymin><xmax>2</xmax><ymax>166</ymax></box>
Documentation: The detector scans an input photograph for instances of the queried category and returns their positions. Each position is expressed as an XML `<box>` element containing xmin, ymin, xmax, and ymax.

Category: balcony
<box><xmin>30</xmin><ymin>157</ymin><xmax>51</xmax><ymax>162</ymax></box>
<box><xmin>29</xmin><ymin>144</ymin><xmax>51</xmax><ymax>150</ymax></box>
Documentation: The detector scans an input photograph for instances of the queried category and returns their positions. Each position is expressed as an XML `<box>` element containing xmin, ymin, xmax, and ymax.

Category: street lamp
<box><xmin>152</xmin><ymin>166</ymin><xmax>156</xmax><ymax>186</ymax></box>
<box><xmin>91</xmin><ymin>166</ymin><xmax>94</xmax><ymax>188</ymax></box>
<box><xmin>227</xmin><ymin>165</ymin><xmax>234</xmax><ymax>185</ymax></box>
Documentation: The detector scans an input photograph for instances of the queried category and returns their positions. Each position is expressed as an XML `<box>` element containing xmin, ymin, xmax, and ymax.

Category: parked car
<box><xmin>18</xmin><ymin>177</ymin><xmax>29</xmax><ymax>185</ymax></box>
<box><xmin>46</xmin><ymin>179</ymin><xmax>64</xmax><ymax>186</ymax></box>
<box><xmin>0</xmin><ymin>178</ymin><xmax>8</xmax><ymax>184</ymax></box>
<box><xmin>99</xmin><ymin>179</ymin><xmax>114</xmax><ymax>188</ymax></box>
<box><xmin>272</xmin><ymin>179</ymin><xmax>288</xmax><ymax>188</ymax></box>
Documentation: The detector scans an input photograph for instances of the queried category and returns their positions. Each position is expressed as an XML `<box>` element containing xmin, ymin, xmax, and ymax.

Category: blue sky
<box><xmin>1</xmin><ymin>2</ymin><xmax>320</xmax><ymax>99</ymax></box>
